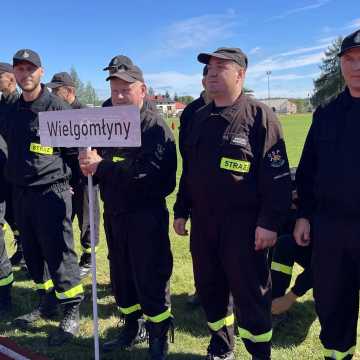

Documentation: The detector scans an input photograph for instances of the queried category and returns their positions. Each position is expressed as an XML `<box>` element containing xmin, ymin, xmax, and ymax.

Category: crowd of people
<box><xmin>0</xmin><ymin>28</ymin><xmax>359</xmax><ymax>360</ymax></box>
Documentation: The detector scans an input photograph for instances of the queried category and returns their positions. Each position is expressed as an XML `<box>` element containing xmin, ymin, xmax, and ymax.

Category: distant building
<box><xmin>259</xmin><ymin>98</ymin><xmax>297</xmax><ymax>114</ymax></box>
<box><xmin>149</xmin><ymin>95</ymin><xmax>186</xmax><ymax>116</ymax></box>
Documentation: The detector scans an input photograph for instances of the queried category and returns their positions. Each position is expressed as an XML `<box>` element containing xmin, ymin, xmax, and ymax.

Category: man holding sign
<box><xmin>79</xmin><ymin>56</ymin><xmax>177</xmax><ymax>360</ymax></box>
<box><xmin>0</xmin><ymin>49</ymin><xmax>83</xmax><ymax>346</ymax></box>
<box><xmin>46</xmin><ymin>72</ymin><xmax>101</xmax><ymax>279</ymax></box>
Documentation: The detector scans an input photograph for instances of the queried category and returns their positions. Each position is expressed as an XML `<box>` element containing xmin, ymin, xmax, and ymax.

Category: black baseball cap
<box><xmin>106</xmin><ymin>63</ymin><xmax>144</xmax><ymax>83</ymax></box>
<box><xmin>338</xmin><ymin>29</ymin><xmax>360</xmax><ymax>57</ymax></box>
<box><xmin>13</xmin><ymin>49</ymin><xmax>41</xmax><ymax>68</ymax></box>
<box><xmin>103</xmin><ymin>55</ymin><xmax>133</xmax><ymax>71</ymax></box>
<box><xmin>0</xmin><ymin>63</ymin><xmax>13</xmax><ymax>75</ymax></box>
<box><xmin>46</xmin><ymin>72</ymin><xmax>75</xmax><ymax>88</ymax></box>
<box><xmin>198</xmin><ymin>47</ymin><xmax>248</xmax><ymax>69</ymax></box>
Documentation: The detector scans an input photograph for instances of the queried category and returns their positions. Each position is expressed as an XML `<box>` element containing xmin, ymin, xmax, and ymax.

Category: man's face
<box><xmin>13</xmin><ymin>61</ymin><xmax>43</xmax><ymax>92</ymax></box>
<box><xmin>52</xmin><ymin>86</ymin><xmax>69</xmax><ymax>102</ymax></box>
<box><xmin>206</xmin><ymin>57</ymin><xmax>245</xmax><ymax>96</ymax></box>
<box><xmin>110</xmin><ymin>78</ymin><xmax>146</xmax><ymax>108</ymax></box>
<box><xmin>341</xmin><ymin>48</ymin><xmax>360</xmax><ymax>95</ymax></box>
<box><xmin>0</xmin><ymin>72</ymin><xmax>13</xmax><ymax>92</ymax></box>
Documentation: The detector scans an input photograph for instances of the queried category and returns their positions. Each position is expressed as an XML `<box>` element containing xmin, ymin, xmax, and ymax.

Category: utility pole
<box><xmin>266</xmin><ymin>71</ymin><xmax>272</xmax><ymax>100</ymax></box>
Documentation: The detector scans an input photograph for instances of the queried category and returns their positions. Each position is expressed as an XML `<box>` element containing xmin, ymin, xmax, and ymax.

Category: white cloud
<box><xmin>249</xmin><ymin>47</ymin><xmax>261</xmax><ymax>55</ymax></box>
<box><xmin>145</xmin><ymin>71</ymin><xmax>203</xmax><ymax>97</ymax></box>
<box><xmin>268</xmin><ymin>0</ymin><xmax>331</xmax><ymax>21</ymax></box>
<box><xmin>248</xmin><ymin>52</ymin><xmax>324</xmax><ymax>79</ymax></box>
<box><xmin>346</xmin><ymin>18</ymin><xmax>360</xmax><ymax>30</ymax></box>
<box><xmin>278</xmin><ymin>44</ymin><xmax>329</xmax><ymax>57</ymax></box>
<box><xmin>162</xmin><ymin>10</ymin><xmax>238</xmax><ymax>53</ymax></box>
<box><xmin>259</xmin><ymin>72</ymin><xmax>319</xmax><ymax>81</ymax></box>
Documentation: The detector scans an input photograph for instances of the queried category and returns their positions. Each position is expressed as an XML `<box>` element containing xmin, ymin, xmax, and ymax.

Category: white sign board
<box><xmin>39</xmin><ymin>105</ymin><xmax>141</xmax><ymax>147</ymax></box>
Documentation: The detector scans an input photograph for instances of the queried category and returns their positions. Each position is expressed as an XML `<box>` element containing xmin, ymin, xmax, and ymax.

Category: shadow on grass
<box><xmin>272</xmin><ymin>300</ymin><xmax>317</xmax><ymax>348</ymax></box>
<box><xmin>2</xmin><ymin>333</ymin><xmax>204</xmax><ymax>360</ymax></box>
<box><xmin>171</xmin><ymin>293</ymin><xmax>209</xmax><ymax>337</ymax></box>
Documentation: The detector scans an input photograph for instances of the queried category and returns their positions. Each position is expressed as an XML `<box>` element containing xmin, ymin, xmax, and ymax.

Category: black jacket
<box><xmin>174</xmin><ymin>93</ymin><xmax>207</xmax><ymax>219</ymax></box>
<box><xmin>0</xmin><ymin>85</ymin><xmax>79</xmax><ymax>188</ymax></box>
<box><xmin>180</xmin><ymin>94</ymin><xmax>292</xmax><ymax>231</ymax></box>
<box><xmin>297</xmin><ymin>87</ymin><xmax>360</xmax><ymax>219</ymax></box>
<box><xmin>0</xmin><ymin>90</ymin><xmax>20</xmax><ymax>201</ymax></box>
<box><xmin>95</xmin><ymin>101</ymin><xmax>177</xmax><ymax>214</ymax></box>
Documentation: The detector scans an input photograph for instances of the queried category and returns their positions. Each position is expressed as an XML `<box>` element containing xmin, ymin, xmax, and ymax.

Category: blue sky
<box><xmin>2</xmin><ymin>0</ymin><xmax>359</xmax><ymax>99</ymax></box>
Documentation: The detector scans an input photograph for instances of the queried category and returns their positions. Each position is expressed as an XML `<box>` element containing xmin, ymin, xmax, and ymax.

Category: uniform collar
<box><xmin>211</xmin><ymin>92</ymin><xmax>248</xmax><ymax>123</ymax></box>
<box><xmin>19</xmin><ymin>84</ymin><xmax>51</xmax><ymax>113</ymax></box>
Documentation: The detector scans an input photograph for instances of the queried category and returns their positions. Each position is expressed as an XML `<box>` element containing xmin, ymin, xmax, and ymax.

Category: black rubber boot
<box><xmin>0</xmin><ymin>284</ymin><xmax>12</xmax><ymax>316</ymax></box>
<box><xmin>205</xmin><ymin>350</ymin><xmax>235</xmax><ymax>360</ymax></box>
<box><xmin>13</xmin><ymin>291</ymin><xmax>58</xmax><ymax>328</ymax></box>
<box><xmin>147</xmin><ymin>318</ymin><xmax>174</xmax><ymax>360</ymax></box>
<box><xmin>79</xmin><ymin>253</ymin><xmax>92</xmax><ymax>279</ymax></box>
<box><xmin>103</xmin><ymin>315</ymin><xmax>147</xmax><ymax>352</ymax></box>
<box><xmin>48</xmin><ymin>302</ymin><xmax>80</xmax><ymax>346</ymax></box>
<box><xmin>10</xmin><ymin>238</ymin><xmax>26</xmax><ymax>268</ymax></box>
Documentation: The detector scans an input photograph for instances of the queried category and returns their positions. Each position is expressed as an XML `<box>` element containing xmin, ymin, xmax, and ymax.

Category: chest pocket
<box><xmin>220</xmin><ymin>134</ymin><xmax>253</xmax><ymax>175</ymax></box>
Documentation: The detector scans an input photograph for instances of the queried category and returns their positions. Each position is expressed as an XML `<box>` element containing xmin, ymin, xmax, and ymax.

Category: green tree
<box><xmin>177</xmin><ymin>96</ymin><xmax>194</xmax><ymax>105</ymax></box>
<box><xmin>69</xmin><ymin>67</ymin><xmax>100</xmax><ymax>105</ymax></box>
<box><xmin>173</xmin><ymin>92</ymin><xmax>179</xmax><ymax>101</ymax></box>
<box><xmin>311</xmin><ymin>37</ymin><xmax>345</xmax><ymax>108</ymax></box>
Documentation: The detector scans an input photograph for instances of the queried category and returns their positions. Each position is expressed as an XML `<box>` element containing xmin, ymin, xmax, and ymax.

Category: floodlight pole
<box><xmin>266</xmin><ymin>71</ymin><xmax>272</xmax><ymax>100</ymax></box>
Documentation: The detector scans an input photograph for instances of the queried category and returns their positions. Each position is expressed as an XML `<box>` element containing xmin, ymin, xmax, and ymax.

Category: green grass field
<box><xmin>2</xmin><ymin>113</ymin><xmax>360</xmax><ymax>359</ymax></box>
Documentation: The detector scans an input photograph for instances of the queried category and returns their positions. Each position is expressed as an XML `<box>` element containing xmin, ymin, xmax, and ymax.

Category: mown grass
<box><xmin>2</xmin><ymin>113</ymin><xmax>360</xmax><ymax>359</ymax></box>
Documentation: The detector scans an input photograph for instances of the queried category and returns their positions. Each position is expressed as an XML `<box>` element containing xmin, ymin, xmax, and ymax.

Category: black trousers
<box><xmin>4</xmin><ymin>181</ymin><xmax>19</xmax><ymax>237</ymax></box>
<box><xmin>0</xmin><ymin>201</ymin><xmax>12</xmax><ymax>287</ymax></box>
<box><xmin>313</xmin><ymin>215</ymin><xmax>360</xmax><ymax>360</ymax></box>
<box><xmin>72</xmin><ymin>183</ymin><xmax>100</xmax><ymax>254</ymax></box>
<box><xmin>104</xmin><ymin>206</ymin><xmax>173</xmax><ymax>322</ymax></box>
<box><xmin>271</xmin><ymin>234</ymin><xmax>312</xmax><ymax>299</ymax></box>
<box><xmin>13</xmin><ymin>183</ymin><xmax>83</xmax><ymax>304</ymax></box>
<box><xmin>191</xmin><ymin>211</ymin><xmax>272</xmax><ymax>359</ymax></box>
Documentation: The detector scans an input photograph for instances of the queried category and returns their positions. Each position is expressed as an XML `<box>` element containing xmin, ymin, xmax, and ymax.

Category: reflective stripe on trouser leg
<box><xmin>239</xmin><ymin>327</ymin><xmax>273</xmax><ymax>343</ymax></box>
<box><xmin>35</xmin><ymin>279</ymin><xmax>54</xmax><ymax>292</ymax></box>
<box><xmin>55</xmin><ymin>284</ymin><xmax>84</xmax><ymax>300</ymax></box>
<box><xmin>0</xmin><ymin>273</ymin><xmax>14</xmax><ymax>287</ymax></box>
<box><xmin>324</xmin><ymin>345</ymin><xmax>356</xmax><ymax>359</ymax></box>
<box><xmin>82</xmin><ymin>246</ymin><xmax>98</xmax><ymax>254</ymax></box>
<box><xmin>208</xmin><ymin>313</ymin><xmax>235</xmax><ymax>331</ymax></box>
<box><xmin>144</xmin><ymin>308</ymin><xmax>172</xmax><ymax>323</ymax></box>
<box><xmin>120</xmin><ymin>304</ymin><xmax>142</xmax><ymax>315</ymax></box>
<box><xmin>271</xmin><ymin>261</ymin><xmax>293</xmax><ymax>275</ymax></box>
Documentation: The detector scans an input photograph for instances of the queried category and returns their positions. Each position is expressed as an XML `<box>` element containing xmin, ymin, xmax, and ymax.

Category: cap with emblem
<box><xmin>338</xmin><ymin>29</ymin><xmax>360</xmax><ymax>57</ymax></box>
<box><xmin>46</xmin><ymin>72</ymin><xmax>75</xmax><ymax>89</ymax></box>
<box><xmin>198</xmin><ymin>47</ymin><xmax>248</xmax><ymax>69</ymax></box>
<box><xmin>105</xmin><ymin>56</ymin><xmax>144</xmax><ymax>83</ymax></box>
<box><xmin>103</xmin><ymin>55</ymin><xmax>134</xmax><ymax>71</ymax></box>
<box><xmin>13</xmin><ymin>49</ymin><xmax>41</xmax><ymax>68</ymax></box>
<box><xmin>0</xmin><ymin>63</ymin><xmax>13</xmax><ymax>75</ymax></box>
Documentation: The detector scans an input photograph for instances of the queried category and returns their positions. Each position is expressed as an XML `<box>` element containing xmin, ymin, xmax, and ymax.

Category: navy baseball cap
<box><xmin>103</xmin><ymin>55</ymin><xmax>134</xmax><ymax>71</ymax></box>
<box><xmin>46</xmin><ymin>72</ymin><xmax>75</xmax><ymax>88</ymax></box>
<box><xmin>0</xmin><ymin>63</ymin><xmax>13</xmax><ymax>75</ymax></box>
<box><xmin>338</xmin><ymin>29</ymin><xmax>360</xmax><ymax>57</ymax></box>
<box><xmin>198</xmin><ymin>47</ymin><xmax>248</xmax><ymax>69</ymax></box>
<box><xmin>13</xmin><ymin>49</ymin><xmax>41</xmax><ymax>68</ymax></box>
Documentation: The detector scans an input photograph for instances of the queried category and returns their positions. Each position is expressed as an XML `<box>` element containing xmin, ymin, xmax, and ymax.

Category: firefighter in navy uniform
<box><xmin>0</xmin><ymin>63</ymin><xmax>23</xmax><ymax>269</ymax></box>
<box><xmin>294</xmin><ymin>29</ymin><xmax>360</xmax><ymax>360</ymax></box>
<box><xmin>0</xmin><ymin>49</ymin><xmax>84</xmax><ymax>346</ymax></box>
<box><xmin>79</xmin><ymin>56</ymin><xmax>176</xmax><ymax>360</ymax></box>
<box><xmin>174</xmin><ymin>65</ymin><xmax>211</xmax><ymax>306</ymax></box>
<box><xmin>271</xmin><ymin>168</ymin><xmax>312</xmax><ymax>324</ymax></box>
<box><xmin>0</xmin><ymin>62</ymin><xmax>18</xmax><ymax>315</ymax></box>
<box><xmin>46</xmin><ymin>72</ymin><xmax>100</xmax><ymax>279</ymax></box>
<box><xmin>174</xmin><ymin>47</ymin><xmax>291</xmax><ymax>360</ymax></box>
